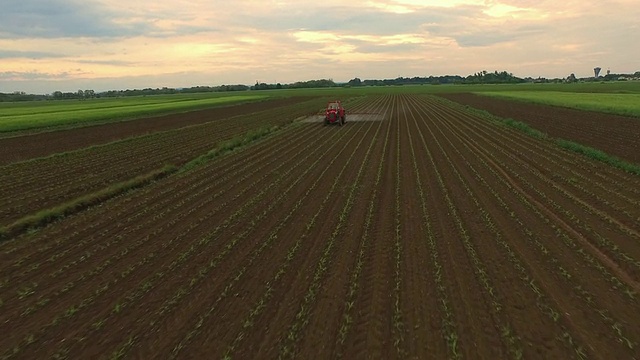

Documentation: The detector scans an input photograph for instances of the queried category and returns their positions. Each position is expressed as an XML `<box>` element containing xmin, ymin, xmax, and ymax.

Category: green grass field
<box><xmin>0</xmin><ymin>93</ymin><xmax>269</xmax><ymax>133</ymax></box>
<box><xmin>2</xmin><ymin>81</ymin><xmax>639</xmax><ymax>134</ymax></box>
<box><xmin>477</xmin><ymin>90</ymin><xmax>640</xmax><ymax>118</ymax></box>
<box><xmin>259</xmin><ymin>81</ymin><xmax>640</xmax><ymax>96</ymax></box>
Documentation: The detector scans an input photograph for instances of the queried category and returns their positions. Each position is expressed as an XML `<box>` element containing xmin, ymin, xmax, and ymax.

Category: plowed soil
<box><xmin>439</xmin><ymin>92</ymin><xmax>640</xmax><ymax>164</ymax></box>
<box><xmin>0</xmin><ymin>97</ymin><xmax>324</xmax><ymax>226</ymax></box>
<box><xmin>0</xmin><ymin>97</ymin><xmax>308</xmax><ymax>165</ymax></box>
<box><xmin>1</xmin><ymin>94</ymin><xmax>639</xmax><ymax>359</ymax></box>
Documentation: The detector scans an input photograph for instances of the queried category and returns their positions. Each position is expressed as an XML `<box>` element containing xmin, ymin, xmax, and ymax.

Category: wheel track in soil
<box><xmin>470</xmin><ymin>124</ymin><xmax>640</xmax><ymax>285</ymax></box>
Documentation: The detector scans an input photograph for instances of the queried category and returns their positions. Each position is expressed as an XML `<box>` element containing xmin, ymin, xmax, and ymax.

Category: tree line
<box><xmin>251</xmin><ymin>79</ymin><xmax>337</xmax><ymax>90</ymax></box>
<box><xmin>3</xmin><ymin>69</ymin><xmax>639</xmax><ymax>102</ymax></box>
<box><xmin>0</xmin><ymin>85</ymin><xmax>250</xmax><ymax>102</ymax></box>
<box><xmin>346</xmin><ymin>71</ymin><xmax>524</xmax><ymax>87</ymax></box>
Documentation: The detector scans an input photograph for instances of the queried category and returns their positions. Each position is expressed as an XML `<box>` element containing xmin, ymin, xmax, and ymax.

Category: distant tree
<box><xmin>348</xmin><ymin>77</ymin><xmax>362</xmax><ymax>86</ymax></box>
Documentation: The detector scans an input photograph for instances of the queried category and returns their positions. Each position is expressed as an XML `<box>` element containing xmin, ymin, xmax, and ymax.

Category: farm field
<box><xmin>1</xmin><ymin>93</ymin><xmax>640</xmax><ymax>359</ymax></box>
<box><xmin>0</xmin><ymin>93</ymin><xmax>269</xmax><ymax>134</ymax></box>
<box><xmin>0</xmin><ymin>97</ymin><xmax>330</xmax><ymax>226</ymax></box>
<box><xmin>477</xmin><ymin>90</ymin><xmax>640</xmax><ymax>118</ymax></box>
<box><xmin>0</xmin><ymin>96</ymin><xmax>311</xmax><ymax>165</ymax></box>
<box><xmin>440</xmin><ymin>92</ymin><xmax>640</xmax><ymax>164</ymax></box>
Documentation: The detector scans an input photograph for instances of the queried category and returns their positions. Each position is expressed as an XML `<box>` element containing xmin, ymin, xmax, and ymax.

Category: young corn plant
<box><xmin>220</xmin><ymin>119</ymin><xmax>382</xmax><ymax>360</ymax></box>
<box><xmin>278</xmin><ymin>120</ymin><xmax>382</xmax><ymax>359</ymax></box>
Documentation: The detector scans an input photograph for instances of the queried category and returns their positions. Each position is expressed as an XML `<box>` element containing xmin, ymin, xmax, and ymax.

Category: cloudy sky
<box><xmin>1</xmin><ymin>0</ymin><xmax>638</xmax><ymax>93</ymax></box>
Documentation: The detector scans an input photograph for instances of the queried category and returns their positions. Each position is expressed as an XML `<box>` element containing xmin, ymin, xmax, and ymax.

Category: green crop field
<box><xmin>243</xmin><ymin>80</ymin><xmax>640</xmax><ymax>97</ymax></box>
<box><xmin>0</xmin><ymin>93</ymin><xmax>269</xmax><ymax>133</ymax></box>
<box><xmin>2</xmin><ymin>81</ymin><xmax>639</xmax><ymax>135</ymax></box>
<box><xmin>477</xmin><ymin>90</ymin><xmax>640</xmax><ymax>117</ymax></box>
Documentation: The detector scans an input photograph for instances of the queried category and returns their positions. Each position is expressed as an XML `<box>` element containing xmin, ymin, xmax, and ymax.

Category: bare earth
<box><xmin>1</xmin><ymin>95</ymin><xmax>639</xmax><ymax>359</ymax></box>
<box><xmin>439</xmin><ymin>92</ymin><xmax>640</xmax><ymax>164</ymax></box>
<box><xmin>0</xmin><ymin>97</ymin><xmax>308</xmax><ymax>165</ymax></box>
<box><xmin>0</xmin><ymin>97</ymin><xmax>322</xmax><ymax>225</ymax></box>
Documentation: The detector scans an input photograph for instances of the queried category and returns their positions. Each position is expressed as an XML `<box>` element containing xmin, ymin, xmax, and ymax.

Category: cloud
<box><xmin>0</xmin><ymin>50</ymin><xmax>65</xmax><ymax>59</ymax></box>
<box><xmin>354</xmin><ymin>42</ymin><xmax>423</xmax><ymax>54</ymax></box>
<box><xmin>0</xmin><ymin>0</ymin><xmax>155</xmax><ymax>38</ymax></box>
<box><xmin>75</xmin><ymin>59</ymin><xmax>135</xmax><ymax>66</ymax></box>
<box><xmin>442</xmin><ymin>24</ymin><xmax>547</xmax><ymax>47</ymax></box>
<box><xmin>0</xmin><ymin>70</ymin><xmax>80</xmax><ymax>80</ymax></box>
<box><xmin>1</xmin><ymin>0</ymin><xmax>639</xmax><ymax>93</ymax></box>
<box><xmin>232</xmin><ymin>5</ymin><xmax>453</xmax><ymax>36</ymax></box>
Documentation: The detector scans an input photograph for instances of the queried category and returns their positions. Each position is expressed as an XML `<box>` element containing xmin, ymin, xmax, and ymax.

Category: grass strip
<box><xmin>500</xmin><ymin>119</ymin><xmax>640</xmax><ymax>175</ymax></box>
<box><xmin>1</xmin><ymin>119</ymin><xmax>298</xmax><ymax>242</ymax></box>
<box><xmin>501</xmin><ymin>118</ymin><xmax>547</xmax><ymax>139</ymax></box>
<box><xmin>179</xmin><ymin>124</ymin><xmax>286</xmax><ymax>173</ymax></box>
<box><xmin>477</xmin><ymin>91</ymin><xmax>640</xmax><ymax>118</ymax></box>
<box><xmin>0</xmin><ymin>95</ymin><xmax>270</xmax><ymax>134</ymax></box>
<box><xmin>553</xmin><ymin>139</ymin><xmax>640</xmax><ymax>175</ymax></box>
<box><xmin>0</xmin><ymin>164</ymin><xmax>177</xmax><ymax>241</ymax></box>
<box><xmin>443</xmin><ymin>100</ymin><xmax>640</xmax><ymax>176</ymax></box>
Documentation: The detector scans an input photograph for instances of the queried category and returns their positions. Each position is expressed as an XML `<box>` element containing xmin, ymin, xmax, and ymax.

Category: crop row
<box><xmin>0</xmin><ymin>123</ymin><xmax>321</xmax><ymax>325</ymax></box>
<box><xmin>429</xmin><ymin>96</ymin><xmax>640</xmax><ymax>299</ymax></box>
<box><xmin>3</xmin><ymin>93</ymin><xmax>639</xmax><ymax>358</ymax></box>
<box><xmin>0</xmin><ymin>121</ymin><xmax>310</xmax><ymax>260</ymax></box>
<box><xmin>403</xmin><ymin>94</ymin><xmax>526</xmax><ymax>358</ymax></box>
<box><xmin>0</xmin><ymin>97</ymin><xmax>341</xmax><ymax>224</ymax></box>
<box><xmin>0</xmin><ymin>112</ymin><xmax>350</xmax><ymax>358</ymax></box>
<box><xmin>112</xmin><ymin>122</ymin><xmax>368</xmax><ymax>358</ymax></box>
<box><xmin>415</xmin><ymin>94</ymin><xmax>639</xmax><ymax>356</ymax></box>
<box><xmin>108</xmin><ymin>97</ymin><xmax>391</xmax><ymax>358</ymax></box>
<box><xmin>0</xmin><ymin>95</ymin><xmax>388</xmax><ymax>358</ymax></box>
<box><xmin>332</xmin><ymin>98</ymin><xmax>394</xmax><ymax>357</ymax></box>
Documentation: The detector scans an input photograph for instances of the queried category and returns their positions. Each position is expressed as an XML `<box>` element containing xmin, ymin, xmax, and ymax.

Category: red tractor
<box><xmin>324</xmin><ymin>100</ymin><xmax>346</xmax><ymax>126</ymax></box>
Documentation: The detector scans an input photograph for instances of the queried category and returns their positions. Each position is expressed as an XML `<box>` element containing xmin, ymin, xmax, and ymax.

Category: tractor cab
<box><xmin>325</xmin><ymin>100</ymin><xmax>346</xmax><ymax>126</ymax></box>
